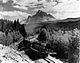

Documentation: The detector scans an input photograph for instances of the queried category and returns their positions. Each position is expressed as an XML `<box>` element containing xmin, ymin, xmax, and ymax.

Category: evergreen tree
<box><xmin>19</xmin><ymin>24</ymin><xmax>27</xmax><ymax>37</ymax></box>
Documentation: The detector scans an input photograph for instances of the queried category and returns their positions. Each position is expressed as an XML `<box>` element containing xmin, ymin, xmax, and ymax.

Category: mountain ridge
<box><xmin>25</xmin><ymin>10</ymin><xmax>55</xmax><ymax>24</ymax></box>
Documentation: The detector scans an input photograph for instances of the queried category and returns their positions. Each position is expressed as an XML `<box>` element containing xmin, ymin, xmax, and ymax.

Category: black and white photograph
<box><xmin>0</xmin><ymin>0</ymin><xmax>79</xmax><ymax>63</ymax></box>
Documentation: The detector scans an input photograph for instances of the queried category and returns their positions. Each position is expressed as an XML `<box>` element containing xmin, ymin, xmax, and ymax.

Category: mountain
<box><xmin>26</xmin><ymin>16</ymin><xmax>32</xmax><ymax>23</ymax></box>
<box><xmin>23</xmin><ymin>10</ymin><xmax>55</xmax><ymax>33</ymax></box>
<box><xmin>33</xmin><ymin>10</ymin><xmax>48</xmax><ymax>17</ymax></box>
<box><xmin>24</xmin><ymin>11</ymin><xmax>80</xmax><ymax>34</ymax></box>
<box><xmin>26</xmin><ymin>10</ymin><xmax>55</xmax><ymax>24</ymax></box>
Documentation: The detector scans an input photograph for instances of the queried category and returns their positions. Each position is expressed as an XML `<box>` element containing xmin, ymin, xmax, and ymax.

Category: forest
<box><xmin>0</xmin><ymin>19</ymin><xmax>27</xmax><ymax>46</ymax></box>
<box><xmin>0</xmin><ymin>18</ymin><xmax>79</xmax><ymax>63</ymax></box>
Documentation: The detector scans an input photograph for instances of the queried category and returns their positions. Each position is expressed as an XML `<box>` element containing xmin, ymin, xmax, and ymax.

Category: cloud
<box><xmin>12</xmin><ymin>0</ymin><xmax>56</xmax><ymax>11</ymax></box>
<box><xmin>29</xmin><ymin>0</ymin><xmax>80</xmax><ymax>19</ymax></box>
<box><xmin>50</xmin><ymin>1</ymin><xmax>80</xmax><ymax>19</ymax></box>
<box><xmin>0</xmin><ymin>0</ymin><xmax>9</xmax><ymax>3</ymax></box>
<box><xmin>13</xmin><ymin>5</ymin><xmax>28</xmax><ymax>10</ymax></box>
<box><xmin>12</xmin><ymin>0</ymin><xmax>37</xmax><ymax>6</ymax></box>
<box><xmin>1</xmin><ymin>0</ymin><xmax>80</xmax><ymax>20</ymax></box>
<box><xmin>0</xmin><ymin>11</ymin><xmax>30</xmax><ymax>21</ymax></box>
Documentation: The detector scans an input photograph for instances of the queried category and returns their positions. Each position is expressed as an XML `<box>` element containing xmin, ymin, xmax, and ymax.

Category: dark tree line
<box><xmin>0</xmin><ymin>19</ymin><xmax>27</xmax><ymax>37</ymax></box>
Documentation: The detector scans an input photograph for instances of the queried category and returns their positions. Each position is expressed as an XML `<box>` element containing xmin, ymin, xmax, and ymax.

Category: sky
<box><xmin>0</xmin><ymin>0</ymin><xmax>80</xmax><ymax>21</ymax></box>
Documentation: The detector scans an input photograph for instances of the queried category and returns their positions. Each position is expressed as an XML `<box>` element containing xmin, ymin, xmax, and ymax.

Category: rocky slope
<box><xmin>0</xmin><ymin>44</ymin><xmax>34</xmax><ymax>63</ymax></box>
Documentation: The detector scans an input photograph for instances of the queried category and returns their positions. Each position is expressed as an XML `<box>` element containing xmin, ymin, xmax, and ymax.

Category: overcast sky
<box><xmin>0</xmin><ymin>0</ymin><xmax>80</xmax><ymax>21</ymax></box>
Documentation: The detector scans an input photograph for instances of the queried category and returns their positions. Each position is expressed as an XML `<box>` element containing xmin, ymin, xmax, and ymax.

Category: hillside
<box><xmin>33</xmin><ymin>18</ymin><xmax>80</xmax><ymax>63</ymax></box>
